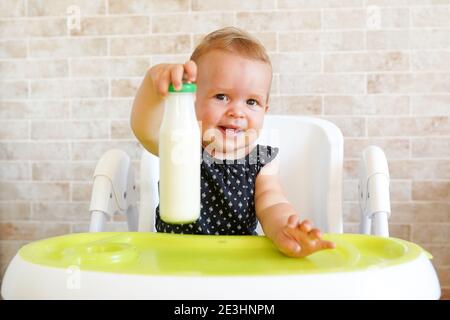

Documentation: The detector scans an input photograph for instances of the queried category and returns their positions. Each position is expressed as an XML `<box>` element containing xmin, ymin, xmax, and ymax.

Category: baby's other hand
<box><xmin>148</xmin><ymin>60</ymin><xmax>197</xmax><ymax>96</ymax></box>
<box><xmin>274</xmin><ymin>215</ymin><xmax>336</xmax><ymax>258</ymax></box>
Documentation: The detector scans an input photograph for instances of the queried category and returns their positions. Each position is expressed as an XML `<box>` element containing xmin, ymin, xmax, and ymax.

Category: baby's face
<box><xmin>194</xmin><ymin>50</ymin><xmax>272</xmax><ymax>156</ymax></box>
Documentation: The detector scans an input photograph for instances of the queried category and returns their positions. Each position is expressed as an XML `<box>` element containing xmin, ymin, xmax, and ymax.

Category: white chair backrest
<box><xmin>139</xmin><ymin>115</ymin><xmax>343</xmax><ymax>234</ymax></box>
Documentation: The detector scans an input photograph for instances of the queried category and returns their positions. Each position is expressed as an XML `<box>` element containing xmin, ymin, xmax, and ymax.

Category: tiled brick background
<box><xmin>0</xmin><ymin>0</ymin><xmax>449</xmax><ymax>299</ymax></box>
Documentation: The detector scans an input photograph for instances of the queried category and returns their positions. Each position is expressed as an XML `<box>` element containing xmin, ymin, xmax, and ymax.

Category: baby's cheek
<box><xmin>197</xmin><ymin>107</ymin><xmax>220</xmax><ymax>126</ymax></box>
<box><xmin>195</xmin><ymin>107</ymin><xmax>206</xmax><ymax>124</ymax></box>
<box><xmin>197</xmin><ymin>116</ymin><xmax>214</xmax><ymax>136</ymax></box>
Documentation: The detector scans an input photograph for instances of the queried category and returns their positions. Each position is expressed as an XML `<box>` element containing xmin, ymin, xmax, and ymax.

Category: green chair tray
<box><xmin>19</xmin><ymin>232</ymin><xmax>430</xmax><ymax>276</ymax></box>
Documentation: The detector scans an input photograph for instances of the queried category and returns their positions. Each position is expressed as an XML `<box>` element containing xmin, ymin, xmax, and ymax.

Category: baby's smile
<box><xmin>217</xmin><ymin>124</ymin><xmax>246</xmax><ymax>137</ymax></box>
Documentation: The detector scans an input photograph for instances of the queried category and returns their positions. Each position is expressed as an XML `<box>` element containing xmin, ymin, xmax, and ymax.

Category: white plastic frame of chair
<box><xmin>88</xmin><ymin>116</ymin><xmax>391</xmax><ymax>237</ymax></box>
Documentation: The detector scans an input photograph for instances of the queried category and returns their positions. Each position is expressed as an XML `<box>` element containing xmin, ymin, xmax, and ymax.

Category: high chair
<box><xmin>2</xmin><ymin>115</ymin><xmax>441</xmax><ymax>300</ymax></box>
<box><xmin>88</xmin><ymin>115</ymin><xmax>390</xmax><ymax>237</ymax></box>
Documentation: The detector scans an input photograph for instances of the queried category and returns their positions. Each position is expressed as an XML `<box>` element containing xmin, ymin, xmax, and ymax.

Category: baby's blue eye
<box><xmin>215</xmin><ymin>94</ymin><xmax>228</xmax><ymax>101</ymax></box>
<box><xmin>247</xmin><ymin>99</ymin><xmax>259</xmax><ymax>107</ymax></box>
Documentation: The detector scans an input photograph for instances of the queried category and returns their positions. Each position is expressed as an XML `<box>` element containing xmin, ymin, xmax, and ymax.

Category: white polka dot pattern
<box><xmin>155</xmin><ymin>145</ymin><xmax>279</xmax><ymax>235</ymax></box>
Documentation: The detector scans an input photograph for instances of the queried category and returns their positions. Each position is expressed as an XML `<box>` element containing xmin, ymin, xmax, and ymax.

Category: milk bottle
<box><xmin>159</xmin><ymin>83</ymin><xmax>201</xmax><ymax>224</ymax></box>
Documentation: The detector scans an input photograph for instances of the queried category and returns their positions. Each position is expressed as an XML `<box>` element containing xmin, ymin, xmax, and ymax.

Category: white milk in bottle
<box><xmin>159</xmin><ymin>83</ymin><xmax>201</xmax><ymax>224</ymax></box>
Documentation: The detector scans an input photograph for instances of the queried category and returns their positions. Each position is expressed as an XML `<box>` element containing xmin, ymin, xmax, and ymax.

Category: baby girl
<box><xmin>131</xmin><ymin>27</ymin><xmax>335</xmax><ymax>258</ymax></box>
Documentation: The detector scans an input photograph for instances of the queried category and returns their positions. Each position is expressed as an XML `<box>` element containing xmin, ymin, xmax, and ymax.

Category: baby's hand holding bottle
<box><xmin>149</xmin><ymin>61</ymin><xmax>197</xmax><ymax>96</ymax></box>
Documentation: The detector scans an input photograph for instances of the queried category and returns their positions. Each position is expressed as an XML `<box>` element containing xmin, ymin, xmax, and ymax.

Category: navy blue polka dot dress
<box><xmin>155</xmin><ymin>144</ymin><xmax>279</xmax><ymax>235</ymax></box>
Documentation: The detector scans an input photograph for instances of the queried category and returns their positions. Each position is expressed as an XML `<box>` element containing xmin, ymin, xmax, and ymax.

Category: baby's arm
<box><xmin>130</xmin><ymin>61</ymin><xmax>197</xmax><ymax>156</ymax></box>
<box><xmin>255</xmin><ymin>161</ymin><xmax>335</xmax><ymax>258</ymax></box>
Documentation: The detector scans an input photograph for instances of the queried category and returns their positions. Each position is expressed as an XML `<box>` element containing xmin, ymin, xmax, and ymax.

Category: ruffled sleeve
<box><xmin>254</xmin><ymin>145</ymin><xmax>279</xmax><ymax>173</ymax></box>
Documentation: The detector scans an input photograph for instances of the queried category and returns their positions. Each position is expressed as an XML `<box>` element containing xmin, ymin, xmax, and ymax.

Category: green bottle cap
<box><xmin>168</xmin><ymin>83</ymin><xmax>197</xmax><ymax>93</ymax></box>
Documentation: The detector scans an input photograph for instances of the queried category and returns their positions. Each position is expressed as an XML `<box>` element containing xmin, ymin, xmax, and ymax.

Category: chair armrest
<box><xmin>358</xmin><ymin>145</ymin><xmax>391</xmax><ymax>237</ymax></box>
<box><xmin>88</xmin><ymin>149</ymin><xmax>138</xmax><ymax>232</ymax></box>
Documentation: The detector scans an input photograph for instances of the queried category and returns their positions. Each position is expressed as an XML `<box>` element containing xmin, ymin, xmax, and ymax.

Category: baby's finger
<box><xmin>308</xmin><ymin>228</ymin><xmax>322</xmax><ymax>240</ymax></box>
<box><xmin>317</xmin><ymin>240</ymin><xmax>336</xmax><ymax>250</ymax></box>
<box><xmin>170</xmin><ymin>64</ymin><xmax>184</xmax><ymax>91</ymax></box>
<box><xmin>283</xmin><ymin>225</ymin><xmax>315</xmax><ymax>249</ymax></box>
<box><xmin>184</xmin><ymin>60</ymin><xmax>197</xmax><ymax>82</ymax></box>
<box><xmin>286</xmin><ymin>215</ymin><xmax>300</xmax><ymax>228</ymax></box>
<box><xmin>149</xmin><ymin>64</ymin><xmax>166</xmax><ymax>81</ymax></box>
<box><xmin>274</xmin><ymin>229</ymin><xmax>297</xmax><ymax>254</ymax></box>
<box><xmin>278</xmin><ymin>238</ymin><xmax>302</xmax><ymax>258</ymax></box>
<box><xmin>156</xmin><ymin>68</ymin><xmax>171</xmax><ymax>96</ymax></box>
<box><xmin>299</xmin><ymin>219</ymin><xmax>312</xmax><ymax>233</ymax></box>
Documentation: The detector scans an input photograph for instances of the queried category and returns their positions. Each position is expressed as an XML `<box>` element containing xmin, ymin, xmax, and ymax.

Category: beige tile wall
<box><xmin>0</xmin><ymin>0</ymin><xmax>449</xmax><ymax>299</ymax></box>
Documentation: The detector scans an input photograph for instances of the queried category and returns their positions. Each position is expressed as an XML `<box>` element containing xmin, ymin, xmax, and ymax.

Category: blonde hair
<box><xmin>190</xmin><ymin>27</ymin><xmax>272</xmax><ymax>68</ymax></box>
